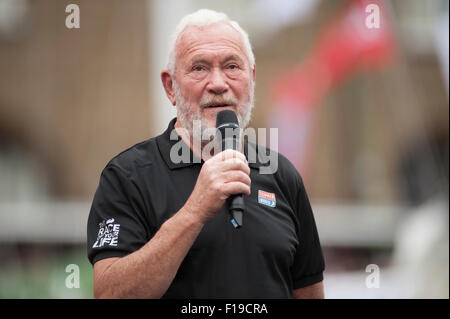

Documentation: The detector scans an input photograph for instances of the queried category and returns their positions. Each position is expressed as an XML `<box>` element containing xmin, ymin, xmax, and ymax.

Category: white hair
<box><xmin>167</xmin><ymin>9</ymin><xmax>255</xmax><ymax>74</ymax></box>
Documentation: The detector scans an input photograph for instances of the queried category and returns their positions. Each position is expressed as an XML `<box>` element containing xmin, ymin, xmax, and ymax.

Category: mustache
<box><xmin>199</xmin><ymin>95</ymin><xmax>238</xmax><ymax>109</ymax></box>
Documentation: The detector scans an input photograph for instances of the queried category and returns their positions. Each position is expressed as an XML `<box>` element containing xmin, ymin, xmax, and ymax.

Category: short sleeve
<box><xmin>291</xmin><ymin>174</ymin><xmax>325</xmax><ymax>289</ymax></box>
<box><xmin>87</xmin><ymin>164</ymin><xmax>150</xmax><ymax>265</ymax></box>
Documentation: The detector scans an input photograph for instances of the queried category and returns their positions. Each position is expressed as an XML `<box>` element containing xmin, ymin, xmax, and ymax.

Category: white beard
<box><xmin>173</xmin><ymin>79</ymin><xmax>254</xmax><ymax>140</ymax></box>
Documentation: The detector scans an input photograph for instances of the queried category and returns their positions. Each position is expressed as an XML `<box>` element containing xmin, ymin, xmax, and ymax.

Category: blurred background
<box><xmin>0</xmin><ymin>0</ymin><xmax>448</xmax><ymax>298</ymax></box>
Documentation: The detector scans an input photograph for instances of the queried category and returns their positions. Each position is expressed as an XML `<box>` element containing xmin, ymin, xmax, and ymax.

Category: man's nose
<box><xmin>206</xmin><ymin>68</ymin><xmax>229</xmax><ymax>95</ymax></box>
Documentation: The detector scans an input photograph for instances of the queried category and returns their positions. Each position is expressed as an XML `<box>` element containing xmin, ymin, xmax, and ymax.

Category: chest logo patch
<box><xmin>258</xmin><ymin>190</ymin><xmax>276</xmax><ymax>207</ymax></box>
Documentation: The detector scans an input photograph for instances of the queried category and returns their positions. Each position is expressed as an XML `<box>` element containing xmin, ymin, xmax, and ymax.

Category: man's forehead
<box><xmin>176</xmin><ymin>22</ymin><xmax>246</xmax><ymax>60</ymax></box>
<box><xmin>190</xmin><ymin>53</ymin><xmax>244</xmax><ymax>63</ymax></box>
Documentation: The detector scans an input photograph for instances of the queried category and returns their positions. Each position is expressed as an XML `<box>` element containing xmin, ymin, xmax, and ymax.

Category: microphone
<box><xmin>216</xmin><ymin>110</ymin><xmax>245</xmax><ymax>229</ymax></box>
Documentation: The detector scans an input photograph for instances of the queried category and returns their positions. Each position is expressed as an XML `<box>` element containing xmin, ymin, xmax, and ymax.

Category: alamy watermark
<box><xmin>365</xmin><ymin>264</ymin><xmax>380</xmax><ymax>288</ymax></box>
<box><xmin>65</xmin><ymin>4</ymin><xmax>80</xmax><ymax>29</ymax></box>
<box><xmin>64</xmin><ymin>3</ymin><xmax>380</xmax><ymax>30</ymax></box>
<box><xmin>169</xmin><ymin>121</ymin><xmax>279</xmax><ymax>174</ymax></box>
<box><xmin>65</xmin><ymin>264</ymin><xmax>80</xmax><ymax>289</ymax></box>
<box><xmin>365</xmin><ymin>4</ymin><xmax>380</xmax><ymax>29</ymax></box>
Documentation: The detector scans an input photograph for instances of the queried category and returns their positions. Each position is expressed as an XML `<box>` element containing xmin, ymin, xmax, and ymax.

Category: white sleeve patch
<box><xmin>92</xmin><ymin>218</ymin><xmax>120</xmax><ymax>248</ymax></box>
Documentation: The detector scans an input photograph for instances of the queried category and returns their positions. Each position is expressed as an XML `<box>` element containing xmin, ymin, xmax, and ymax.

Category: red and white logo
<box><xmin>258</xmin><ymin>190</ymin><xmax>276</xmax><ymax>207</ymax></box>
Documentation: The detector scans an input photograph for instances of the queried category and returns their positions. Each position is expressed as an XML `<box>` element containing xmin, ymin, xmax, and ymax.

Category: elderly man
<box><xmin>87</xmin><ymin>9</ymin><xmax>325</xmax><ymax>299</ymax></box>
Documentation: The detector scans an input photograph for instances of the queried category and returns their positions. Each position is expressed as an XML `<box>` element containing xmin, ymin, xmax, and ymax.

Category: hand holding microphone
<box><xmin>215</xmin><ymin>110</ymin><xmax>246</xmax><ymax>228</ymax></box>
<box><xmin>183</xmin><ymin>111</ymin><xmax>250</xmax><ymax>226</ymax></box>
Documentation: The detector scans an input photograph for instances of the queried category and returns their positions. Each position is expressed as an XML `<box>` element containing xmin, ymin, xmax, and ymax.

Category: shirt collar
<box><xmin>156</xmin><ymin>118</ymin><xmax>263</xmax><ymax>170</ymax></box>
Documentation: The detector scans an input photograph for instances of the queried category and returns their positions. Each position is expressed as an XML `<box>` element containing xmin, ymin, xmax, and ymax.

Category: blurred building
<box><xmin>0</xmin><ymin>0</ymin><xmax>151</xmax><ymax>198</ymax></box>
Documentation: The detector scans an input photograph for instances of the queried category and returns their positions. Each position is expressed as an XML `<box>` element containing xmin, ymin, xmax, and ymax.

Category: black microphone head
<box><xmin>216</xmin><ymin>110</ymin><xmax>240</xmax><ymax>151</ymax></box>
<box><xmin>216</xmin><ymin>110</ymin><xmax>239</xmax><ymax>129</ymax></box>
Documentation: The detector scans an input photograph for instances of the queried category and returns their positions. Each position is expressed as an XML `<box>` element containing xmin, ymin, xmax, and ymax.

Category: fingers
<box><xmin>220</xmin><ymin>158</ymin><xmax>250</xmax><ymax>175</ymax></box>
<box><xmin>212</xmin><ymin>149</ymin><xmax>248</xmax><ymax>163</ymax></box>
<box><xmin>221</xmin><ymin>181</ymin><xmax>251</xmax><ymax>196</ymax></box>
<box><xmin>221</xmin><ymin>169</ymin><xmax>251</xmax><ymax>187</ymax></box>
<box><xmin>207</xmin><ymin>150</ymin><xmax>250</xmax><ymax>175</ymax></box>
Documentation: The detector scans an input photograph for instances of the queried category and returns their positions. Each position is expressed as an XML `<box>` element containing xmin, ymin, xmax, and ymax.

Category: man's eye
<box><xmin>228</xmin><ymin>64</ymin><xmax>238</xmax><ymax>69</ymax></box>
<box><xmin>193</xmin><ymin>66</ymin><xmax>204</xmax><ymax>72</ymax></box>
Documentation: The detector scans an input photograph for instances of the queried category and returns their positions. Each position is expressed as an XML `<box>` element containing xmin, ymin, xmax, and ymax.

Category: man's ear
<box><xmin>161</xmin><ymin>70</ymin><xmax>176</xmax><ymax>106</ymax></box>
<box><xmin>252</xmin><ymin>64</ymin><xmax>256</xmax><ymax>81</ymax></box>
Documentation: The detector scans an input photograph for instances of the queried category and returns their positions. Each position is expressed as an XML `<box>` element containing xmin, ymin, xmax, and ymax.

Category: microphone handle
<box><xmin>228</xmin><ymin>195</ymin><xmax>244</xmax><ymax>228</ymax></box>
<box><xmin>222</xmin><ymin>136</ymin><xmax>244</xmax><ymax>229</ymax></box>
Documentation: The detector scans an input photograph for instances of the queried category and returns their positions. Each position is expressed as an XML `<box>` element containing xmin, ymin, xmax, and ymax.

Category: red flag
<box><xmin>268</xmin><ymin>0</ymin><xmax>396</xmax><ymax>178</ymax></box>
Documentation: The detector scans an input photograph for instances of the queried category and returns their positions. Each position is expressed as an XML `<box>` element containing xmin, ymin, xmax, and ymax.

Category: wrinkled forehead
<box><xmin>175</xmin><ymin>22</ymin><xmax>248</xmax><ymax>66</ymax></box>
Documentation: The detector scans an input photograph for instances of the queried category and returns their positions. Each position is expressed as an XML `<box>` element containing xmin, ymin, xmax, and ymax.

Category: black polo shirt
<box><xmin>87</xmin><ymin>118</ymin><xmax>325</xmax><ymax>298</ymax></box>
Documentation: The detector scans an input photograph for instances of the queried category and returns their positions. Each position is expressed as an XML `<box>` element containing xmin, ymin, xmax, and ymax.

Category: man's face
<box><xmin>173</xmin><ymin>22</ymin><xmax>255</xmax><ymax>137</ymax></box>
